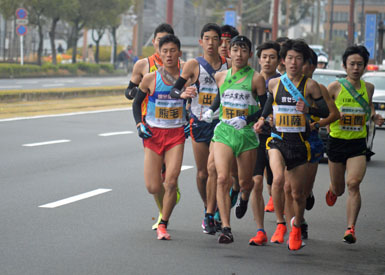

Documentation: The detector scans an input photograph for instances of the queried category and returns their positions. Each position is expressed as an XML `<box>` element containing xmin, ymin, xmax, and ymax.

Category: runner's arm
<box><xmin>209</xmin><ymin>88</ymin><xmax>220</xmax><ymax>112</ymax></box>
<box><xmin>312</xmin><ymin>84</ymin><xmax>340</xmax><ymax>128</ymax></box>
<box><xmin>132</xmin><ymin>89</ymin><xmax>146</xmax><ymax>125</ymax></box>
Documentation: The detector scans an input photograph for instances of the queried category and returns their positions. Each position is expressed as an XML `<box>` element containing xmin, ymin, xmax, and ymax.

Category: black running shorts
<box><xmin>327</xmin><ymin>136</ymin><xmax>367</xmax><ymax>164</ymax></box>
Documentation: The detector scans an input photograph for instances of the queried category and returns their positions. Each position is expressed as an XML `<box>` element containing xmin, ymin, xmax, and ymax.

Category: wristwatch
<box><xmin>314</xmin><ymin>122</ymin><xmax>320</xmax><ymax>130</ymax></box>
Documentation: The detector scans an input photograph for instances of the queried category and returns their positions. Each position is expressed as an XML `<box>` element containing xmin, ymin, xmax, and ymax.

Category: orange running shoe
<box><xmin>249</xmin><ymin>231</ymin><xmax>268</xmax><ymax>246</ymax></box>
<box><xmin>157</xmin><ymin>224</ymin><xmax>170</xmax><ymax>240</ymax></box>
<box><xmin>325</xmin><ymin>189</ymin><xmax>337</xmax><ymax>206</ymax></box>
<box><xmin>288</xmin><ymin>218</ymin><xmax>306</xmax><ymax>251</ymax></box>
<box><xmin>270</xmin><ymin>223</ymin><xmax>287</xmax><ymax>244</ymax></box>
<box><xmin>264</xmin><ymin>196</ymin><xmax>274</xmax><ymax>212</ymax></box>
<box><xmin>343</xmin><ymin>226</ymin><xmax>356</xmax><ymax>244</ymax></box>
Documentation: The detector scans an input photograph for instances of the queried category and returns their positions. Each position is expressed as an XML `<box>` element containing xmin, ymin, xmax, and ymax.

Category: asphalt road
<box><xmin>0</xmin><ymin>76</ymin><xmax>131</xmax><ymax>90</ymax></box>
<box><xmin>1</xmin><ymin>110</ymin><xmax>385</xmax><ymax>275</ymax></box>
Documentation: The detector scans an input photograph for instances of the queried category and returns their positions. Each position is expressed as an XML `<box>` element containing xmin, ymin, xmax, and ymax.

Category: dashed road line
<box><xmin>98</xmin><ymin>131</ymin><xmax>133</xmax><ymax>137</ymax></box>
<box><xmin>22</xmin><ymin>139</ymin><xmax>71</xmax><ymax>147</ymax></box>
<box><xmin>39</xmin><ymin>188</ymin><xmax>112</xmax><ymax>208</ymax></box>
<box><xmin>181</xmin><ymin>165</ymin><xmax>194</xmax><ymax>171</ymax></box>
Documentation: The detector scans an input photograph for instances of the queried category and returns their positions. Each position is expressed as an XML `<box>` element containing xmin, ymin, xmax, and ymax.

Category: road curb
<box><xmin>1</xmin><ymin>86</ymin><xmax>126</xmax><ymax>102</ymax></box>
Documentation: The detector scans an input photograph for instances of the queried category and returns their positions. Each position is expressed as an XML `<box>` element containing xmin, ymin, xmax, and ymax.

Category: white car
<box><xmin>362</xmin><ymin>72</ymin><xmax>385</xmax><ymax>122</ymax></box>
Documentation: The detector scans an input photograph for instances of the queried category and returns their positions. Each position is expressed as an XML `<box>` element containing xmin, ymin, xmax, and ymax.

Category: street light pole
<box><xmin>272</xmin><ymin>0</ymin><xmax>279</xmax><ymax>40</ymax></box>
<box><xmin>167</xmin><ymin>0</ymin><xmax>173</xmax><ymax>26</ymax></box>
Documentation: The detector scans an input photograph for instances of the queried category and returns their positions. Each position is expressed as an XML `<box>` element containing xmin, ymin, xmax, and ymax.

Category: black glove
<box><xmin>137</xmin><ymin>123</ymin><xmax>153</xmax><ymax>139</ymax></box>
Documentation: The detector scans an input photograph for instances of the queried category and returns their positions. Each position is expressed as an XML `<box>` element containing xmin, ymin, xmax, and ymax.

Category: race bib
<box><xmin>155</xmin><ymin>99</ymin><xmax>183</xmax><ymax>120</ymax></box>
<box><xmin>274</xmin><ymin>105</ymin><xmax>306</xmax><ymax>132</ymax></box>
<box><xmin>198</xmin><ymin>92</ymin><xmax>216</xmax><ymax>106</ymax></box>
<box><xmin>339</xmin><ymin>106</ymin><xmax>365</xmax><ymax>131</ymax></box>
<box><xmin>222</xmin><ymin>107</ymin><xmax>248</xmax><ymax>120</ymax></box>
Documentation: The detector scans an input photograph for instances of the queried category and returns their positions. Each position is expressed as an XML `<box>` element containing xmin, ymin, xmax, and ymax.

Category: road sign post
<box><xmin>15</xmin><ymin>8</ymin><xmax>28</xmax><ymax>66</ymax></box>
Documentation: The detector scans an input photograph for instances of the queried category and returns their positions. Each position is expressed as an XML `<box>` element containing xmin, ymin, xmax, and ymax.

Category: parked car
<box><xmin>362</xmin><ymin>71</ymin><xmax>385</xmax><ymax>125</ymax></box>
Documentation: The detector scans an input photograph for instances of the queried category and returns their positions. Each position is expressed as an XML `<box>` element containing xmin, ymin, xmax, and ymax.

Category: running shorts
<box><xmin>327</xmin><ymin>136</ymin><xmax>367</xmax><ymax>164</ymax></box>
<box><xmin>253</xmin><ymin>134</ymin><xmax>273</xmax><ymax>185</ymax></box>
<box><xmin>212</xmin><ymin>122</ymin><xmax>259</xmax><ymax>157</ymax></box>
<box><xmin>143</xmin><ymin>126</ymin><xmax>185</xmax><ymax>155</ymax></box>
<box><xmin>266</xmin><ymin>137</ymin><xmax>310</xmax><ymax>171</ymax></box>
<box><xmin>190</xmin><ymin>114</ymin><xmax>219</xmax><ymax>145</ymax></box>
<box><xmin>308</xmin><ymin>130</ymin><xmax>324</xmax><ymax>163</ymax></box>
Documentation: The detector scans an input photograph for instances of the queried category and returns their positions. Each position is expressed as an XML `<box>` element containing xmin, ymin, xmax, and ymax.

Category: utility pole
<box><xmin>360</xmin><ymin>0</ymin><xmax>365</xmax><ymax>43</ymax></box>
<box><xmin>328</xmin><ymin>0</ymin><xmax>335</xmax><ymax>60</ymax></box>
<box><xmin>272</xmin><ymin>0</ymin><xmax>279</xmax><ymax>40</ymax></box>
<box><xmin>285</xmin><ymin>0</ymin><xmax>291</xmax><ymax>36</ymax></box>
<box><xmin>316</xmin><ymin>0</ymin><xmax>321</xmax><ymax>44</ymax></box>
<box><xmin>348</xmin><ymin>0</ymin><xmax>355</xmax><ymax>46</ymax></box>
<box><xmin>166</xmin><ymin>0</ymin><xmax>174</xmax><ymax>26</ymax></box>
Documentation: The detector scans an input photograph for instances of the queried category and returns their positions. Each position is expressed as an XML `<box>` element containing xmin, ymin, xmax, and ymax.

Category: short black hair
<box><xmin>200</xmin><ymin>23</ymin><xmax>221</xmax><ymax>39</ymax></box>
<box><xmin>280</xmin><ymin>39</ymin><xmax>310</xmax><ymax>62</ymax></box>
<box><xmin>342</xmin><ymin>45</ymin><xmax>370</xmax><ymax>67</ymax></box>
<box><xmin>154</xmin><ymin>23</ymin><xmax>174</xmax><ymax>38</ymax></box>
<box><xmin>230</xmin><ymin>35</ymin><xmax>252</xmax><ymax>53</ymax></box>
<box><xmin>159</xmin><ymin>34</ymin><xmax>181</xmax><ymax>51</ymax></box>
<box><xmin>276</xmin><ymin>36</ymin><xmax>289</xmax><ymax>44</ymax></box>
<box><xmin>307</xmin><ymin>48</ymin><xmax>318</xmax><ymax>66</ymax></box>
<box><xmin>220</xmin><ymin>25</ymin><xmax>239</xmax><ymax>39</ymax></box>
<box><xmin>256</xmin><ymin>40</ymin><xmax>281</xmax><ymax>58</ymax></box>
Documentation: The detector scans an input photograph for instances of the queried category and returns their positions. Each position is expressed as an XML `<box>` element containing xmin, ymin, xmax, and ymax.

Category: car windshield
<box><xmin>362</xmin><ymin>76</ymin><xmax>385</xmax><ymax>90</ymax></box>
<box><xmin>312</xmin><ymin>74</ymin><xmax>343</xmax><ymax>87</ymax></box>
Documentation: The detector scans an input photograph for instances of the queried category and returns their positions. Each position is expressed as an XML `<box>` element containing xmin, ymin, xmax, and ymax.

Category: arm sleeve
<box><xmin>170</xmin><ymin>77</ymin><xmax>187</xmax><ymax>99</ymax></box>
<box><xmin>125</xmin><ymin>81</ymin><xmax>139</xmax><ymax>100</ymax></box>
<box><xmin>209</xmin><ymin>88</ymin><xmax>220</xmax><ymax>112</ymax></box>
<box><xmin>309</xmin><ymin>97</ymin><xmax>329</xmax><ymax>118</ymax></box>
<box><xmin>132</xmin><ymin>88</ymin><xmax>147</xmax><ymax>125</ymax></box>
<box><xmin>260</xmin><ymin>93</ymin><xmax>274</xmax><ymax>119</ymax></box>
<box><xmin>245</xmin><ymin>94</ymin><xmax>267</xmax><ymax>123</ymax></box>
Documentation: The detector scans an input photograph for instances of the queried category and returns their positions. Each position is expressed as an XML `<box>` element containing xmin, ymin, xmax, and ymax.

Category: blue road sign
<box><xmin>16</xmin><ymin>25</ymin><xmax>27</xmax><ymax>36</ymax></box>
<box><xmin>16</xmin><ymin>8</ymin><xmax>28</xmax><ymax>19</ymax></box>
<box><xmin>364</xmin><ymin>14</ymin><xmax>377</xmax><ymax>59</ymax></box>
<box><xmin>224</xmin><ymin>10</ymin><xmax>236</xmax><ymax>27</ymax></box>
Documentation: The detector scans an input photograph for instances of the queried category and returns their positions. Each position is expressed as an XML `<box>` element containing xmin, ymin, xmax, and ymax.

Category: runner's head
<box><xmin>220</xmin><ymin>25</ymin><xmax>239</xmax><ymax>58</ymax></box>
<box><xmin>276</xmin><ymin>37</ymin><xmax>289</xmax><ymax>74</ymax></box>
<box><xmin>280</xmin><ymin>39</ymin><xmax>311</xmax><ymax>76</ymax></box>
<box><xmin>152</xmin><ymin>23</ymin><xmax>175</xmax><ymax>54</ymax></box>
<box><xmin>302</xmin><ymin>48</ymin><xmax>318</xmax><ymax>77</ymax></box>
<box><xmin>199</xmin><ymin>23</ymin><xmax>221</xmax><ymax>57</ymax></box>
<box><xmin>158</xmin><ymin>34</ymin><xmax>182</xmax><ymax>67</ymax></box>
<box><xmin>257</xmin><ymin>41</ymin><xmax>281</xmax><ymax>75</ymax></box>
<box><xmin>342</xmin><ymin>45</ymin><xmax>369</xmax><ymax>80</ymax></box>
<box><xmin>229</xmin><ymin>36</ymin><xmax>252</xmax><ymax>68</ymax></box>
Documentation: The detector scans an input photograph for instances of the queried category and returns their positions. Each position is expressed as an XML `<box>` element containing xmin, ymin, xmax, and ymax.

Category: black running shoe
<box><xmin>235</xmin><ymin>198</ymin><xmax>248</xmax><ymax>219</ymax></box>
<box><xmin>203</xmin><ymin>215</ymin><xmax>216</xmax><ymax>235</ymax></box>
<box><xmin>301</xmin><ymin>221</ymin><xmax>308</xmax><ymax>240</ymax></box>
<box><xmin>218</xmin><ymin>227</ymin><xmax>234</xmax><ymax>244</ymax></box>
<box><xmin>305</xmin><ymin>192</ymin><xmax>315</xmax><ymax>211</ymax></box>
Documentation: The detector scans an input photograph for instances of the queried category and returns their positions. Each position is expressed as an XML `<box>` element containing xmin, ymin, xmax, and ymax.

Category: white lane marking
<box><xmin>0</xmin><ymin>108</ymin><xmax>131</xmax><ymax>122</ymax></box>
<box><xmin>98</xmin><ymin>131</ymin><xmax>133</xmax><ymax>137</ymax></box>
<box><xmin>0</xmin><ymin>85</ymin><xmax>22</xmax><ymax>89</ymax></box>
<box><xmin>181</xmin><ymin>165</ymin><xmax>194</xmax><ymax>171</ymax></box>
<box><xmin>39</xmin><ymin>188</ymin><xmax>112</xmax><ymax>208</ymax></box>
<box><xmin>16</xmin><ymin>81</ymin><xmax>38</xmax><ymax>84</ymax></box>
<box><xmin>82</xmin><ymin>82</ymin><xmax>101</xmax><ymax>85</ymax></box>
<box><xmin>42</xmin><ymin>84</ymin><xmax>65</xmax><ymax>87</ymax></box>
<box><xmin>23</xmin><ymin>139</ymin><xmax>71</xmax><ymax>147</ymax></box>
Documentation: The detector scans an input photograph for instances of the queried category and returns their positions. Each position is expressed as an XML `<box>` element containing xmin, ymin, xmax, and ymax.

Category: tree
<box><xmin>25</xmin><ymin>0</ymin><xmax>47</xmax><ymax>65</ymax></box>
<box><xmin>0</xmin><ymin>0</ymin><xmax>23</xmax><ymax>61</ymax></box>
<box><xmin>42</xmin><ymin>0</ymin><xmax>69</xmax><ymax>65</ymax></box>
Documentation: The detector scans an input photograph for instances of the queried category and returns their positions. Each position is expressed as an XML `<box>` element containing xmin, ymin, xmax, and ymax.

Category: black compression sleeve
<box><xmin>125</xmin><ymin>81</ymin><xmax>139</xmax><ymax>100</ymax></box>
<box><xmin>258</xmin><ymin>93</ymin><xmax>268</xmax><ymax>110</ymax></box>
<box><xmin>309</xmin><ymin>97</ymin><xmax>329</xmax><ymax>118</ymax></box>
<box><xmin>245</xmin><ymin>94</ymin><xmax>267</xmax><ymax>123</ymax></box>
<box><xmin>132</xmin><ymin>88</ymin><xmax>147</xmax><ymax>125</ymax></box>
<box><xmin>261</xmin><ymin>93</ymin><xmax>274</xmax><ymax>118</ymax></box>
<box><xmin>170</xmin><ymin>77</ymin><xmax>187</xmax><ymax>99</ymax></box>
<box><xmin>210</xmin><ymin>88</ymin><xmax>220</xmax><ymax>112</ymax></box>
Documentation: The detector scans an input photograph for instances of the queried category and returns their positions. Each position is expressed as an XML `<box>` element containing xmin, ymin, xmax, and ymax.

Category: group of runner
<box><xmin>127</xmin><ymin>23</ymin><xmax>384</xmax><ymax>251</ymax></box>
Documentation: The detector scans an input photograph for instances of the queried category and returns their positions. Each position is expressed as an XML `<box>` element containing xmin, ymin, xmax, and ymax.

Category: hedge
<box><xmin>0</xmin><ymin>62</ymin><xmax>119</xmax><ymax>78</ymax></box>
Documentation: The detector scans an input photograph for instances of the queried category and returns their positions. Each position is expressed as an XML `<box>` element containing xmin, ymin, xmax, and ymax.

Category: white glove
<box><xmin>226</xmin><ymin>116</ymin><xmax>247</xmax><ymax>130</ymax></box>
<box><xmin>202</xmin><ymin>109</ymin><xmax>214</xmax><ymax>123</ymax></box>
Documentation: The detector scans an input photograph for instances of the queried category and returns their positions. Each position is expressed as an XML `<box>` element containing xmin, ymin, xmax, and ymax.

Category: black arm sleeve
<box><xmin>245</xmin><ymin>94</ymin><xmax>267</xmax><ymax>123</ymax></box>
<box><xmin>261</xmin><ymin>93</ymin><xmax>274</xmax><ymax>119</ymax></box>
<box><xmin>125</xmin><ymin>81</ymin><xmax>139</xmax><ymax>100</ymax></box>
<box><xmin>209</xmin><ymin>88</ymin><xmax>220</xmax><ymax>112</ymax></box>
<box><xmin>132</xmin><ymin>88</ymin><xmax>147</xmax><ymax>125</ymax></box>
<box><xmin>170</xmin><ymin>77</ymin><xmax>187</xmax><ymax>99</ymax></box>
<box><xmin>309</xmin><ymin>97</ymin><xmax>329</xmax><ymax>118</ymax></box>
